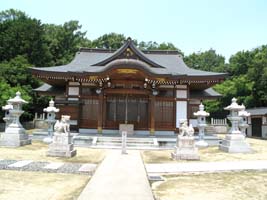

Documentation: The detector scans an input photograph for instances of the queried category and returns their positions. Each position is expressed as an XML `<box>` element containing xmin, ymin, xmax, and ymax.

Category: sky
<box><xmin>1</xmin><ymin>0</ymin><xmax>267</xmax><ymax>61</ymax></box>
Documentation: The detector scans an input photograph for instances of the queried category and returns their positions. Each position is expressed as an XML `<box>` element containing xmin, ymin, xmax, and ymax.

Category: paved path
<box><xmin>0</xmin><ymin>159</ymin><xmax>96</xmax><ymax>174</ymax></box>
<box><xmin>78</xmin><ymin>150</ymin><xmax>154</xmax><ymax>200</ymax></box>
<box><xmin>146</xmin><ymin>160</ymin><xmax>267</xmax><ymax>174</ymax></box>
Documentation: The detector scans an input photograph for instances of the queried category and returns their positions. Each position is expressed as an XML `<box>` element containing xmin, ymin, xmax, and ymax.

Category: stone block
<box><xmin>219</xmin><ymin>134</ymin><xmax>251</xmax><ymax>153</ymax></box>
<box><xmin>47</xmin><ymin>135</ymin><xmax>76</xmax><ymax>157</ymax></box>
<box><xmin>172</xmin><ymin>136</ymin><xmax>200</xmax><ymax>160</ymax></box>
<box><xmin>0</xmin><ymin>132</ymin><xmax>31</xmax><ymax>147</ymax></box>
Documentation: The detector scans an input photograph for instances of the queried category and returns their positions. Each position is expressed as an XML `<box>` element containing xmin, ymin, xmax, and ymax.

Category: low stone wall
<box><xmin>214</xmin><ymin>126</ymin><xmax>228</xmax><ymax>134</ymax></box>
<box><xmin>33</xmin><ymin>119</ymin><xmax>48</xmax><ymax>129</ymax></box>
<box><xmin>0</xmin><ymin>122</ymin><xmax>34</xmax><ymax>131</ymax></box>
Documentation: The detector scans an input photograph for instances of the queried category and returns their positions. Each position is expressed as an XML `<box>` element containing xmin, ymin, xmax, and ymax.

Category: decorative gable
<box><xmin>92</xmin><ymin>37</ymin><xmax>165</xmax><ymax>68</ymax></box>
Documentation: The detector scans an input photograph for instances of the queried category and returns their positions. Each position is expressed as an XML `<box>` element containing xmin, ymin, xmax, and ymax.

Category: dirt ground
<box><xmin>142</xmin><ymin>137</ymin><xmax>267</xmax><ymax>163</ymax></box>
<box><xmin>0</xmin><ymin>170</ymin><xmax>90</xmax><ymax>200</ymax></box>
<box><xmin>0</xmin><ymin>141</ymin><xmax>106</xmax><ymax>163</ymax></box>
<box><xmin>152</xmin><ymin>171</ymin><xmax>267</xmax><ymax>200</ymax></box>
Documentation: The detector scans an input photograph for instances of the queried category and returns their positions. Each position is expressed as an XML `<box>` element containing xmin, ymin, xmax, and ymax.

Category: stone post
<box><xmin>121</xmin><ymin>131</ymin><xmax>127</xmax><ymax>154</ymax></box>
<box><xmin>0</xmin><ymin>91</ymin><xmax>31</xmax><ymax>147</ymax></box>
<box><xmin>43</xmin><ymin>99</ymin><xmax>59</xmax><ymax>143</ymax></box>
<box><xmin>219</xmin><ymin>98</ymin><xmax>251</xmax><ymax>153</ymax></box>
<box><xmin>2</xmin><ymin>103</ymin><xmax>13</xmax><ymax>131</ymax></box>
<box><xmin>238</xmin><ymin>105</ymin><xmax>250</xmax><ymax>136</ymax></box>
<box><xmin>194</xmin><ymin>103</ymin><xmax>210</xmax><ymax>148</ymax></box>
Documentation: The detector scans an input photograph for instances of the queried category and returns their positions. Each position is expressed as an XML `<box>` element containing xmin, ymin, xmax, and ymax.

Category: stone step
<box><xmin>44</xmin><ymin>162</ymin><xmax>64</xmax><ymax>170</ymax></box>
<box><xmin>8</xmin><ymin>160</ymin><xmax>33</xmax><ymax>168</ymax></box>
<box><xmin>96</xmin><ymin>140</ymin><xmax>154</xmax><ymax>145</ymax></box>
<box><xmin>97</xmin><ymin>137</ymin><xmax>154</xmax><ymax>142</ymax></box>
<box><xmin>78</xmin><ymin>164</ymin><xmax>97</xmax><ymax>173</ymax></box>
<box><xmin>95</xmin><ymin>142</ymin><xmax>155</xmax><ymax>147</ymax></box>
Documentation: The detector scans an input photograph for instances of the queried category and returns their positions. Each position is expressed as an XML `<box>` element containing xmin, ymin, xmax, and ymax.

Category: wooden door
<box><xmin>80</xmin><ymin>97</ymin><xmax>99</xmax><ymax>128</ymax></box>
<box><xmin>104</xmin><ymin>95</ymin><xmax>148</xmax><ymax>130</ymax></box>
<box><xmin>155</xmin><ymin>98</ymin><xmax>175</xmax><ymax>130</ymax></box>
<box><xmin>251</xmin><ymin>117</ymin><xmax>262</xmax><ymax>137</ymax></box>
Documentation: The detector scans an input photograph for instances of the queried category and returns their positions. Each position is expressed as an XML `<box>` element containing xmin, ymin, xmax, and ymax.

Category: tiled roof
<box><xmin>246</xmin><ymin>107</ymin><xmax>267</xmax><ymax>116</ymax></box>
<box><xmin>31</xmin><ymin>38</ymin><xmax>227</xmax><ymax>78</ymax></box>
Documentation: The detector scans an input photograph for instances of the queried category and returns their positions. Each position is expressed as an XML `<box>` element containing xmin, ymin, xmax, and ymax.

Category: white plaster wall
<box><xmin>68</xmin><ymin>87</ymin><xmax>79</xmax><ymax>95</ymax></box>
<box><xmin>69</xmin><ymin>82</ymin><xmax>80</xmax><ymax>86</ymax></box>
<box><xmin>175</xmin><ymin>85</ymin><xmax>187</xmax><ymax>89</ymax></box>
<box><xmin>176</xmin><ymin>101</ymin><xmax>187</xmax><ymax>128</ymax></box>
<box><xmin>247</xmin><ymin>126</ymin><xmax>252</xmax><ymax>137</ymax></box>
<box><xmin>262</xmin><ymin>126</ymin><xmax>267</xmax><ymax>138</ymax></box>
<box><xmin>176</xmin><ymin>90</ymin><xmax>187</xmax><ymax>98</ymax></box>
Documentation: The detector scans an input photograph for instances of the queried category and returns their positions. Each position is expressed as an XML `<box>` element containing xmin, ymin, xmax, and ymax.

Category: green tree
<box><xmin>204</xmin><ymin>75</ymin><xmax>254</xmax><ymax>117</ymax></box>
<box><xmin>0</xmin><ymin>9</ymin><xmax>51</xmax><ymax>66</ymax></box>
<box><xmin>247</xmin><ymin>45</ymin><xmax>267</xmax><ymax>106</ymax></box>
<box><xmin>44</xmin><ymin>20</ymin><xmax>90</xmax><ymax>66</ymax></box>
<box><xmin>228</xmin><ymin>50</ymin><xmax>254</xmax><ymax>76</ymax></box>
<box><xmin>0</xmin><ymin>56</ymin><xmax>44</xmax><ymax>120</ymax></box>
<box><xmin>184</xmin><ymin>49</ymin><xmax>226</xmax><ymax>72</ymax></box>
<box><xmin>91</xmin><ymin>33</ymin><xmax>126</xmax><ymax>49</ymax></box>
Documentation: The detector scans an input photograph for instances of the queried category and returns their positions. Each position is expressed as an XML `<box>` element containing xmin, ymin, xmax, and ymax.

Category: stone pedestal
<box><xmin>195</xmin><ymin>139</ymin><xmax>209</xmax><ymax>148</ymax></box>
<box><xmin>171</xmin><ymin>136</ymin><xmax>200</xmax><ymax>160</ymax></box>
<box><xmin>47</xmin><ymin>134</ymin><xmax>76</xmax><ymax>157</ymax></box>
<box><xmin>219</xmin><ymin>134</ymin><xmax>251</xmax><ymax>153</ymax></box>
<box><xmin>0</xmin><ymin>129</ymin><xmax>31</xmax><ymax>147</ymax></box>
<box><xmin>121</xmin><ymin>131</ymin><xmax>127</xmax><ymax>154</ymax></box>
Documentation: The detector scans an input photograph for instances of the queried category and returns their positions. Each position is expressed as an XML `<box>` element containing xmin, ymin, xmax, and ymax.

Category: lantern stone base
<box><xmin>0</xmin><ymin>127</ymin><xmax>31</xmax><ymax>147</ymax></box>
<box><xmin>219</xmin><ymin>134</ymin><xmax>251</xmax><ymax>153</ymax></box>
<box><xmin>171</xmin><ymin>136</ymin><xmax>200</xmax><ymax>160</ymax></box>
<box><xmin>196</xmin><ymin>140</ymin><xmax>209</xmax><ymax>148</ymax></box>
<box><xmin>47</xmin><ymin>134</ymin><xmax>76</xmax><ymax>157</ymax></box>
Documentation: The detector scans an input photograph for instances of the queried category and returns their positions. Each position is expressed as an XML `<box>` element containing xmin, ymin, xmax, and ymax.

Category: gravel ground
<box><xmin>0</xmin><ymin>160</ymin><xmax>17</xmax><ymax>169</ymax></box>
<box><xmin>0</xmin><ymin>159</ymin><xmax>94</xmax><ymax>175</ymax></box>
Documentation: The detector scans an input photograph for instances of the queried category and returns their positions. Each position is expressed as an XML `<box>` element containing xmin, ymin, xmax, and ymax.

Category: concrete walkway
<box><xmin>78</xmin><ymin>150</ymin><xmax>154</xmax><ymax>200</ymax></box>
<box><xmin>146</xmin><ymin>160</ymin><xmax>267</xmax><ymax>174</ymax></box>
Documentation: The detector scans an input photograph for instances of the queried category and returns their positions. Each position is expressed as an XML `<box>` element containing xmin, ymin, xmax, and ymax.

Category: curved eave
<box><xmin>31</xmin><ymin>67</ymin><xmax>181</xmax><ymax>81</ymax></box>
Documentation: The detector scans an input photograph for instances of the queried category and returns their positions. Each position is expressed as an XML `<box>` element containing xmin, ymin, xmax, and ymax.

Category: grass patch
<box><xmin>0</xmin><ymin>141</ymin><xmax>106</xmax><ymax>163</ymax></box>
<box><xmin>0</xmin><ymin>170</ymin><xmax>89</xmax><ymax>200</ymax></box>
<box><xmin>153</xmin><ymin>171</ymin><xmax>267</xmax><ymax>200</ymax></box>
<box><xmin>142</xmin><ymin>137</ymin><xmax>267</xmax><ymax>163</ymax></box>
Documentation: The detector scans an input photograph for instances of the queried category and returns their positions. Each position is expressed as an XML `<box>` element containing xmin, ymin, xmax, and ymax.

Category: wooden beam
<box><xmin>149</xmin><ymin>95</ymin><xmax>155</xmax><ymax>135</ymax></box>
<box><xmin>97</xmin><ymin>93</ymin><xmax>104</xmax><ymax>134</ymax></box>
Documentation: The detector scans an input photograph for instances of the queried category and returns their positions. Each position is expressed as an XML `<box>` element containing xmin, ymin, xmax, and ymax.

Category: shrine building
<box><xmin>31</xmin><ymin>38</ymin><xmax>226</xmax><ymax>135</ymax></box>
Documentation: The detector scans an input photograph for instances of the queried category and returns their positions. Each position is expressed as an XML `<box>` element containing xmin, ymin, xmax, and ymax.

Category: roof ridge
<box><xmin>79</xmin><ymin>47</ymin><xmax>180</xmax><ymax>55</ymax></box>
<box><xmin>79</xmin><ymin>47</ymin><xmax>116</xmax><ymax>53</ymax></box>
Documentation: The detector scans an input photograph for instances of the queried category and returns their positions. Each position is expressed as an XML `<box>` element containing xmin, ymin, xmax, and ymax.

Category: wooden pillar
<box><xmin>150</xmin><ymin>95</ymin><xmax>155</xmax><ymax>135</ymax></box>
<box><xmin>97</xmin><ymin>93</ymin><xmax>104</xmax><ymax>134</ymax></box>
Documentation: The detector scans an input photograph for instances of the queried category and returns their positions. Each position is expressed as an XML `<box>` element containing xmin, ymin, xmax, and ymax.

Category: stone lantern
<box><xmin>0</xmin><ymin>91</ymin><xmax>31</xmax><ymax>147</ymax></box>
<box><xmin>2</xmin><ymin>103</ymin><xmax>13</xmax><ymax>131</ymax></box>
<box><xmin>238</xmin><ymin>104</ymin><xmax>250</xmax><ymax>136</ymax></box>
<box><xmin>194</xmin><ymin>103</ymin><xmax>210</xmax><ymax>148</ymax></box>
<box><xmin>43</xmin><ymin>99</ymin><xmax>59</xmax><ymax>143</ymax></box>
<box><xmin>219</xmin><ymin>98</ymin><xmax>251</xmax><ymax>153</ymax></box>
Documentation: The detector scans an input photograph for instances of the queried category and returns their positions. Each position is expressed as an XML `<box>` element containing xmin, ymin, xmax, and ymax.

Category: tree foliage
<box><xmin>0</xmin><ymin>9</ymin><xmax>51</xmax><ymax>66</ymax></box>
<box><xmin>184</xmin><ymin>49</ymin><xmax>226</xmax><ymax>72</ymax></box>
<box><xmin>44</xmin><ymin>21</ymin><xmax>90</xmax><ymax>66</ymax></box>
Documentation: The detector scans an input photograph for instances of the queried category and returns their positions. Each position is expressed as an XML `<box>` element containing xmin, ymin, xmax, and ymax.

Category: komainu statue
<box><xmin>179</xmin><ymin>121</ymin><xmax>195</xmax><ymax>137</ymax></box>
<box><xmin>54</xmin><ymin>115</ymin><xmax>70</xmax><ymax>135</ymax></box>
